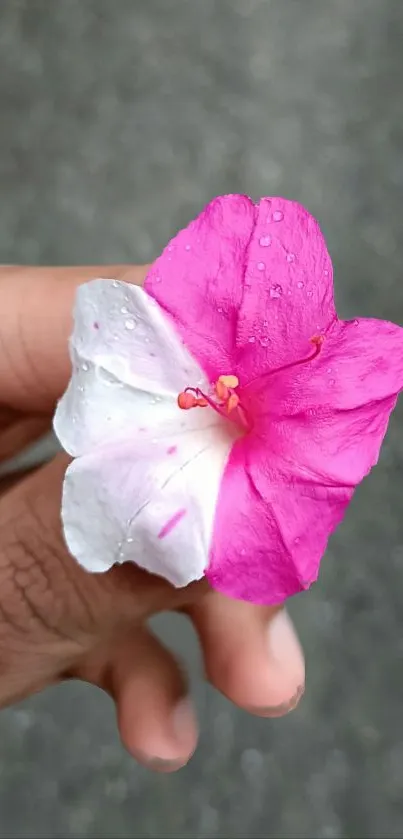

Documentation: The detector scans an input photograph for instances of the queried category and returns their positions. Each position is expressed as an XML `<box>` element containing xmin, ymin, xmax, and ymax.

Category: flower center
<box><xmin>177</xmin><ymin>336</ymin><xmax>325</xmax><ymax>432</ymax></box>
<box><xmin>178</xmin><ymin>375</ymin><xmax>251</xmax><ymax>430</ymax></box>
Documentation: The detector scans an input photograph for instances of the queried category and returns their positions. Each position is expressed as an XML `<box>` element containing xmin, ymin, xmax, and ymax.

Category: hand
<box><xmin>0</xmin><ymin>265</ymin><xmax>305</xmax><ymax>771</ymax></box>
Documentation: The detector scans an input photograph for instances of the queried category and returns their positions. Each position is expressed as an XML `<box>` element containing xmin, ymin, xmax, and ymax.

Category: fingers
<box><xmin>0</xmin><ymin>413</ymin><xmax>50</xmax><ymax>464</ymax></box>
<box><xmin>187</xmin><ymin>591</ymin><xmax>305</xmax><ymax>717</ymax></box>
<box><xmin>0</xmin><ymin>264</ymin><xmax>147</xmax><ymax>413</ymax></box>
<box><xmin>78</xmin><ymin>628</ymin><xmax>198</xmax><ymax>772</ymax></box>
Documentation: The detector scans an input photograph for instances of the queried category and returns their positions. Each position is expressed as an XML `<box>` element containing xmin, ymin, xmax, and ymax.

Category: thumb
<box><xmin>0</xmin><ymin>264</ymin><xmax>147</xmax><ymax>413</ymax></box>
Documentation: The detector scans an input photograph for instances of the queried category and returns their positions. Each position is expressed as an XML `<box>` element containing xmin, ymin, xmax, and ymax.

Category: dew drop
<box><xmin>286</xmin><ymin>252</ymin><xmax>295</xmax><ymax>262</ymax></box>
<box><xmin>112</xmin><ymin>280</ymin><xmax>119</xmax><ymax>287</ymax></box>
<box><xmin>81</xmin><ymin>362</ymin><xmax>89</xmax><ymax>372</ymax></box>
<box><xmin>150</xmin><ymin>398</ymin><xmax>157</xmax><ymax>405</ymax></box>
<box><xmin>257</xmin><ymin>261</ymin><xmax>265</xmax><ymax>271</ymax></box>
<box><xmin>324</xmin><ymin>269</ymin><xmax>329</xmax><ymax>276</ymax></box>
<box><xmin>259</xmin><ymin>336</ymin><xmax>269</xmax><ymax>347</ymax></box>
<box><xmin>217</xmin><ymin>306</ymin><xmax>223</xmax><ymax>313</ymax></box>
<box><xmin>125</xmin><ymin>319</ymin><xmax>135</xmax><ymax>330</ymax></box>
<box><xmin>273</xmin><ymin>210</ymin><xmax>284</xmax><ymax>222</ymax></box>
<box><xmin>127</xmin><ymin>536</ymin><xmax>134</xmax><ymax>543</ymax></box>
<box><xmin>185</xmin><ymin>244</ymin><xmax>191</xmax><ymax>251</ymax></box>
<box><xmin>145</xmin><ymin>337</ymin><xmax>150</xmax><ymax>343</ymax></box>
<box><xmin>297</xmin><ymin>280</ymin><xmax>304</xmax><ymax>289</ymax></box>
<box><xmin>263</xmin><ymin>319</ymin><xmax>268</xmax><ymax>327</ymax></box>
<box><xmin>120</xmin><ymin>306</ymin><xmax>129</xmax><ymax>315</ymax></box>
<box><xmin>329</xmin><ymin>378</ymin><xmax>335</xmax><ymax>386</ymax></box>
<box><xmin>327</xmin><ymin>367</ymin><xmax>332</xmax><ymax>374</ymax></box>
<box><xmin>93</xmin><ymin>321</ymin><xmax>99</xmax><ymax>330</ymax></box>
<box><xmin>259</xmin><ymin>235</ymin><xmax>272</xmax><ymax>247</ymax></box>
<box><xmin>352</xmin><ymin>318</ymin><xmax>359</xmax><ymax>326</ymax></box>
<box><xmin>154</xmin><ymin>275</ymin><xmax>161</xmax><ymax>283</ymax></box>
<box><xmin>270</xmin><ymin>283</ymin><xmax>283</xmax><ymax>299</ymax></box>
<box><xmin>248</xmin><ymin>336</ymin><xmax>256</xmax><ymax>343</ymax></box>
<box><xmin>240</xmin><ymin>548</ymin><xmax>246</xmax><ymax>556</ymax></box>
<box><xmin>167</xmin><ymin>244</ymin><xmax>174</xmax><ymax>252</ymax></box>
<box><xmin>307</xmin><ymin>289</ymin><xmax>313</xmax><ymax>297</ymax></box>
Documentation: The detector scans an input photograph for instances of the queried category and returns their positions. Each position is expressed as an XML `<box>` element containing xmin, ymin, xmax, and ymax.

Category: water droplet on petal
<box><xmin>257</xmin><ymin>261</ymin><xmax>265</xmax><ymax>271</ymax></box>
<box><xmin>270</xmin><ymin>284</ymin><xmax>283</xmax><ymax>299</ymax></box>
<box><xmin>127</xmin><ymin>537</ymin><xmax>134</xmax><ymax>543</ymax></box>
<box><xmin>353</xmin><ymin>318</ymin><xmax>359</xmax><ymax>326</ymax></box>
<box><xmin>154</xmin><ymin>275</ymin><xmax>161</xmax><ymax>283</ymax></box>
<box><xmin>81</xmin><ymin>362</ymin><xmax>89</xmax><ymax>371</ymax></box>
<box><xmin>327</xmin><ymin>367</ymin><xmax>332</xmax><ymax>374</ymax></box>
<box><xmin>259</xmin><ymin>235</ymin><xmax>272</xmax><ymax>247</ymax></box>
<box><xmin>286</xmin><ymin>253</ymin><xmax>295</xmax><ymax>262</ymax></box>
<box><xmin>112</xmin><ymin>280</ymin><xmax>119</xmax><ymax>288</ymax></box>
<box><xmin>259</xmin><ymin>336</ymin><xmax>269</xmax><ymax>347</ymax></box>
<box><xmin>324</xmin><ymin>269</ymin><xmax>329</xmax><ymax>276</ymax></box>
<box><xmin>93</xmin><ymin>321</ymin><xmax>99</xmax><ymax>330</ymax></box>
<box><xmin>167</xmin><ymin>244</ymin><xmax>174</xmax><ymax>252</ymax></box>
<box><xmin>273</xmin><ymin>210</ymin><xmax>284</xmax><ymax>222</ymax></box>
<box><xmin>185</xmin><ymin>244</ymin><xmax>191</xmax><ymax>251</ymax></box>
<box><xmin>307</xmin><ymin>290</ymin><xmax>313</xmax><ymax>297</ymax></box>
<box><xmin>329</xmin><ymin>378</ymin><xmax>335</xmax><ymax>386</ymax></box>
<box><xmin>120</xmin><ymin>306</ymin><xmax>129</xmax><ymax>315</ymax></box>
<box><xmin>297</xmin><ymin>280</ymin><xmax>304</xmax><ymax>289</ymax></box>
<box><xmin>217</xmin><ymin>306</ymin><xmax>223</xmax><ymax>313</ymax></box>
<box><xmin>125</xmin><ymin>319</ymin><xmax>135</xmax><ymax>330</ymax></box>
<box><xmin>248</xmin><ymin>336</ymin><xmax>256</xmax><ymax>343</ymax></box>
<box><xmin>150</xmin><ymin>398</ymin><xmax>157</xmax><ymax>405</ymax></box>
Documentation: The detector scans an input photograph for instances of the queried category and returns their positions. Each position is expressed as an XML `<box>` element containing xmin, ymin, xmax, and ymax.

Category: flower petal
<box><xmin>54</xmin><ymin>279</ymin><xmax>215</xmax><ymax>457</ymax></box>
<box><xmin>255</xmin><ymin>317</ymin><xmax>403</xmax><ymax>485</ymax></box>
<box><xmin>206</xmin><ymin>441</ymin><xmax>352</xmax><ymax>604</ymax></box>
<box><xmin>61</xmin><ymin>427</ymin><xmax>232</xmax><ymax>587</ymax></box>
<box><xmin>145</xmin><ymin>195</ymin><xmax>335</xmax><ymax>385</ymax></box>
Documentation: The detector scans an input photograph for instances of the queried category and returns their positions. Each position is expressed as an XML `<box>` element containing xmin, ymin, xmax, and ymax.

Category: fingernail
<box><xmin>145</xmin><ymin>756</ymin><xmax>186</xmax><ymax>773</ymax></box>
<box><xmin>259</xmin><ymin>683</ymin><xmax>305</xmax><ymax>718</ymax></box>
<box><xmin>171</xmin><ymin>697</ymin><xmax>198</xmax><ymax>750</ymax></box>
<box><xmin>268</xmin><ymin>609</ymin><xmax>305</xmax><ymax>671</ymax></box>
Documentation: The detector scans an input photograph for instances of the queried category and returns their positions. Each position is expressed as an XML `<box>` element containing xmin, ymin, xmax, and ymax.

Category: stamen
<box><xmin>244</xmin><ymin>335</ymin><xmax>325</xmax><ymax>392</ymax></box>
<box><xmin>177</xmin><ymin>374</ymin><xmax>250</xmax><ymax>430</ymax></box>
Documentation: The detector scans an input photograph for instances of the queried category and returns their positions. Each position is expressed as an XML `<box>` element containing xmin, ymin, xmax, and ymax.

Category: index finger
<box><xmin>0</xmin><ymin>265</ymin><xmax>147</xmax><ymax>413</ymax></box>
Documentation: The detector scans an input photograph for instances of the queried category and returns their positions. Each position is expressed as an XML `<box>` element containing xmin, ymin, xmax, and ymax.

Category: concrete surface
<box><xmin>1</xmin><ymin>1</ymin><xmax>403</xmax><ymax>836</ymax></box>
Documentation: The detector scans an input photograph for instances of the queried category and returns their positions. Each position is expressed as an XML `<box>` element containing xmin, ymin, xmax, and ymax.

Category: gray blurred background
<box><xmin>1</xmin><ymin>1</ymin><xmax>403</xmax><ymax>836</ymax></box>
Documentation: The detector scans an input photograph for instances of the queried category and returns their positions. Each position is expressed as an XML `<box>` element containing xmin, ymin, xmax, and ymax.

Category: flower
<box><xmin>54</xmin><ymin>195</ymin><xmax>403</xmax><ymax>605</ymax></box>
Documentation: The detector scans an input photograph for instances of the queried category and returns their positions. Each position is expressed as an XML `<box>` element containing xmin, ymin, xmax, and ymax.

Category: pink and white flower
<box><xmin>54</xmin><ymin>195</ymin><xmax>403</xmax><ymax>604</ymax></box>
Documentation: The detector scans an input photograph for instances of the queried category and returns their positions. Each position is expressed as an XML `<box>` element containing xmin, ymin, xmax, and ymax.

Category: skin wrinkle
<box><xmin>1</xmin><ymin>277</ymin><xmax>40</xmax><ymax>405</ymax></box>
<box><xmin>0</xmin><ymin>471</ymin><xmax>93</xmax><ymax>652</ymax></box>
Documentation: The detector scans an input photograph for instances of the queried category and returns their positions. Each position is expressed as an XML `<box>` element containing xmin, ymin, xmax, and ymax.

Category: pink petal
<box><xmin>206</xmin><ymin>440</ymin><xmax>352</xmax><ymax>604</ymax></box>
<box><xmin>253</xmin><ymin>317</ymin><xmax>403</xmax><ymax>485</ymax></box>
<box><xmin>145</xmin><ymin>195</ymin><xmax>336</xmax><ymax>385</ymax></box>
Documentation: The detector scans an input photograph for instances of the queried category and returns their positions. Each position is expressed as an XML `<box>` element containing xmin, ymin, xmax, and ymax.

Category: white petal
<box><xmin>54</xmin><ymin>279</ymin><xmax>215</xmax><ymax>457</ymax></box>
<box><xmin>61</xmin><ymin>427</ymin><xmax>232</xmax><ymax>587</ymax></box>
